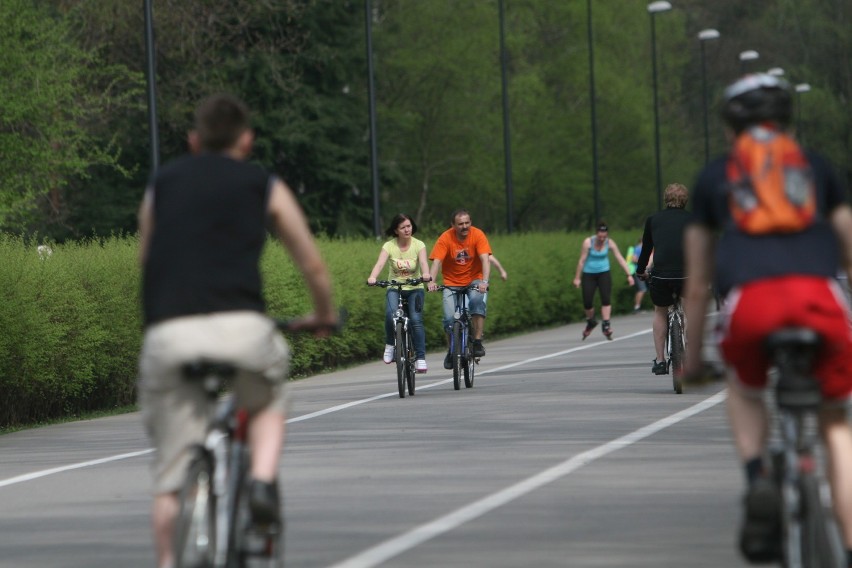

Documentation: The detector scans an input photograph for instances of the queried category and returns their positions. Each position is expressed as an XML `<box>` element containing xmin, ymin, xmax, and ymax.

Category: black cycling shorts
<box><xmin>649</xmin><ymin>277</ymin><xmax>684</xmax><ymax>307</ymax></box>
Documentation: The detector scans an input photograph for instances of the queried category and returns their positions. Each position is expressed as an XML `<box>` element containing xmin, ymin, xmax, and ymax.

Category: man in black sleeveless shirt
<box><xmin>138</xmin><ymin>94</ymin><xmax>336</xmax><ymax>568</ymax></box>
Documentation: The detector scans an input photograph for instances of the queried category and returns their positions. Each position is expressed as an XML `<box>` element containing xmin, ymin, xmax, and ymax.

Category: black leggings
<box><xmin>581</xmin><ymin>271</ymin><xmax>612</xmax><ymax>310</ymax></box>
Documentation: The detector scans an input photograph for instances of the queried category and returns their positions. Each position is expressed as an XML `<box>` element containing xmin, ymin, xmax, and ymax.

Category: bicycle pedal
<box><xmin>241</xmin><ymin>525</ymin><xmax>281</xmax><ymax>556</ymax></box>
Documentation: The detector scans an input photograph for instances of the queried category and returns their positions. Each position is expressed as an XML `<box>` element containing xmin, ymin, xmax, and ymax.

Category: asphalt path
<box><xmin>0</xmin><ymin>311</ymin><xmax>753</xmax><ymax>568</ymax></box>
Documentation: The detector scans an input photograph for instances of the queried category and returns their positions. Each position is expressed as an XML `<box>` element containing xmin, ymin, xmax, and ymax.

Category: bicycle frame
<box><xmin>173</xmin><ymin>314</ymin><xmax>342</xmax><ymax>568</ymax></box>
<box><xmin>439</xmin><ymin>285</ymin><xmax>479</xmax><ymax>391</ymax></box>
<box><xmin>766</xmin><ymin>328</ymin><xmax>846</xmax><ymax>568</ymax></box>
<box><xmin>650</xmin><ymin>274</ymin><xmax>687</xmax><ymax>394</ymax></box>
<box><xmin>174</xmin><ymin>363</ymin><xmax>266</xmax><ymax>568</ymax></box>
<box><xmin>666</xmin><ymin>296</ymin><xmax>686</xmax><ymax>394</ymax></box>
<box><xmin>371</xmin><ymin>279</ymin><xmax>425</xmax><ymax>398</ymax></box>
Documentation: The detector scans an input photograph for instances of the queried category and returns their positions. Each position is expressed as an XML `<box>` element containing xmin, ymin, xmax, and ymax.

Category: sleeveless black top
<box><xmin>142</xmin><ymin>153</ymin><xmax>273</xmax><ymax>325</ymax></box>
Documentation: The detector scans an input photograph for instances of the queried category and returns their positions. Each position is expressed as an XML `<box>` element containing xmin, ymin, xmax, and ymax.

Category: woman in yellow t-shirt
<box><xmin>367</xmin><ymin>214</ymin><xmax>432</xmax><ymax>373</ymax></box>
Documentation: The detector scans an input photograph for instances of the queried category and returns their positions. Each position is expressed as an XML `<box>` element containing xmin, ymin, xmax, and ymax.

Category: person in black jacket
<box><xmin>634</xmin><ymin>183</ymin><xmax>691</xmax><ymax>375</ymax></box>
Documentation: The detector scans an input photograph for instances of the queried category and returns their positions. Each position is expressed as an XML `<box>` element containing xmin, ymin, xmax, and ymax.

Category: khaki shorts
<box><xmin>138</xmin><ymin>311</ymin><xmax>290</xmax><ymax>494</ymax></box>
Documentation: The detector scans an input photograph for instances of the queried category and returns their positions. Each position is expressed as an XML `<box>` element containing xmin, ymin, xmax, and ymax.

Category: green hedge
<box><xmin>0</xmin><ymin>230</ymin><xmax>640</xmax><ymax>428</ymax></box>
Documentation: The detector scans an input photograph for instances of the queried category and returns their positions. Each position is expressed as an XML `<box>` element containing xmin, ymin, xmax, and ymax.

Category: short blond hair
<box><xmin>663</xmin><ymin>183</ymin><xmax>688</xmax><ymax>208</ymax></box>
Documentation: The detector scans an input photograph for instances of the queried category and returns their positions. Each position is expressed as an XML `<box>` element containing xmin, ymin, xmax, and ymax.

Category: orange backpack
<box><xmin>726</xmin><ymin>126</ymin><xmax>816</xmax><ymax>234</ymax></box>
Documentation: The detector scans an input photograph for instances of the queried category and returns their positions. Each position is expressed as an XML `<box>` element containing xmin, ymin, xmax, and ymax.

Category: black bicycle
<box><xmin>765</xmin><ymin>328</ymin><xmax>846</xmax><ymax>568</ymax></box>
<box><xmin>437</xmin><ymin>284</ymin><xmax>480</xmax><ymax>391</ymax></box>
<box><xmin>648</xmin><ymin>274</ymin><xmax>687</xmax><ymax>394</ymax></box>
<box><xmin>370</xmin><ymin>278</ymin><xmax>429</xmax><ymax>398</ymax></box>
<box><xmin>173</xmin><ymin>315</ymin><xmax>342</xmax><ymax>568</ymax></box>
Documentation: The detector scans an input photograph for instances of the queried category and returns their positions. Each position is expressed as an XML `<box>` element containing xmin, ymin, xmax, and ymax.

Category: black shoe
<box><xmin>249</xmin><ymin>479</ymin><xmax>281</xmax><ymax>526</ymax></box>
<box><xmin>738</xmin><ymin>478</ymin><xmax>781</xmax><ymax>563</ymax></box>
<box><xmin>582</xmin><ymin>319</ymin><xmax>598</xmax><ymax>340</ymax></box>
<box><xmin>443</xmin><ymin>351</ymin><xmax>453</xmax><ymax>370</ymax></box>
<box><xmin>652</xmin><ymin>360</ymin><xmax>668</xmax><ymax>375</ymax></box>
<box><xmin>472</xmin><ymin>340</ymin><xmax>485</xmax><ymax>358</ymax></box>
<box><xmin>601</xmin><ymin>321</ymin><xmax>613</xmax><ymax>340</ymax></box>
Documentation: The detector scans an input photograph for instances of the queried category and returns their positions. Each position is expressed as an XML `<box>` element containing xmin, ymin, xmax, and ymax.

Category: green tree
<box><xmin>0</xmin><ymin>0</ymin><xmax>141</xmax><ymax>235</ymax></box>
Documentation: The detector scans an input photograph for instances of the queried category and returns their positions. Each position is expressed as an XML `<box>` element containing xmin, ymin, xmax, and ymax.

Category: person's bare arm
<box><xmin>137</xmin><ymin>187</ymin><xmax>154</xmax><ymax>266</ymax></box>
<box><xmin>427</xmin><ymin>258</ymin><xmax>442</xmax><ymax>291</ymax></box>
<box><xmin>267</xmin><ymin>179</ymin><xmax>336</xmax><ymax>325</ymax></box>
<box><xmin>573</xmin><ymin>238</ymin><xmax>590</xmax><ymax>287</ymax></box>
<box><xmin>490</xmin><ymin>255</ymin><xmax>508</xmax><ymax>280</ymax></box>
<box><xmin>478</xmin><ymin>252</ymin><xmax>490</xmax><ymax>293</ymax></box>
<box><xmin>367</xmin><ymin>249</ymin><xmax>390</xmax><ymax>285</ymax></box>
<box><xmin>609</xmin><ymin>239</ymin><xmax>635</xmax><ymax>285</ymax></box>
<box><xmin>830</xmin><ymin>204</ymin><xmax>852</xmax><ymax>284</ymax></box>
<box><xmin>417</xmin><ymin>247</ymin><xmax>432</xmax><ymax>282</ymax></box>
<box><xmin>683</xmin><ymin>224</ymin><xmax>715</xmax><ymax>376</ymax></box>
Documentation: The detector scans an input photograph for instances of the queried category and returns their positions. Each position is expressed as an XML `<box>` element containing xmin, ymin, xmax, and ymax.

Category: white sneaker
<box><xmin>415</xmin><ymin>359</ymin><xmax>427</xmax><ymax>373</ymax></box>
<box><xmin>382</xmin><ymin>345</ymin><xmax>395</xmax><ymax>364</ymax></box>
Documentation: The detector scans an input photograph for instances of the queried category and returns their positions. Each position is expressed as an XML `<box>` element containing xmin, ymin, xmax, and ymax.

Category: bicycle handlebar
<box><xmin>368</xmin><ymin>277</ymin><xmax>432</xmax><ymax>288</ymax></box>
<box><xmin>639</xmin><ymin>270</ymin><xmax>687</xmax><ymax>281</ymax></box>
<box><xmin>274</xmin><ymin>307</ymin><xmax>348</xmax><ymax>335</ymax></box>
<box><xmin>434</xmin><ymin>284</ymin><xmax>484</xmax><ymax>292</ymax></box>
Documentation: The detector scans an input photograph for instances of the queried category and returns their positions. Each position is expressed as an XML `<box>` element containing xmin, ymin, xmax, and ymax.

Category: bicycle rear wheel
<box><xmin>174</xmin><ymin>450</ymin><xmax>216</xmax><ymax>568</ymax></box>
<box><xmin>669</xmin><ymin>313</ymin><xmax>684</xmax><ymax>394</ymax></box>
<box><xmin>405</xmin><ymin>329</ymin><xmax>416</xmax><ymax>396</ymax></box>
<box><xmin>395</xmin><ymin>321</ymin><xmax>406</xmax><ymax>398</ymax></box>
<box><xmin>799</xmin><ymin>473</ymin><xmax>846</xmax><ymax>568</ymax></box>
<box><xmin>452</xmin><ymin>322</ymin><xmax>463</xmax><ymax>391</ymax></box>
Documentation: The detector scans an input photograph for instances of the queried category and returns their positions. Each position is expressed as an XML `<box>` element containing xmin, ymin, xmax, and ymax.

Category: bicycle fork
<box><xmin>450</xmin><ymin>306</ymin><xmax>467</xmax><ymax>354</ymax></box>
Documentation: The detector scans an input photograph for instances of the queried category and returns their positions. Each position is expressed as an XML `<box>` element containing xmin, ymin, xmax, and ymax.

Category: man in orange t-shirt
<box><xmin>427</xmin><ymin>209</ymin><xmax>492</xmax><ymax>369</ymax></box>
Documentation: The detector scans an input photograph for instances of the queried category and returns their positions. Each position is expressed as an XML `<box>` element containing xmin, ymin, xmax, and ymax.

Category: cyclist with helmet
<box><xmin>683</xmin><ymin>74</ymin><xmax>852</xmax><ymax>564</ymax></box>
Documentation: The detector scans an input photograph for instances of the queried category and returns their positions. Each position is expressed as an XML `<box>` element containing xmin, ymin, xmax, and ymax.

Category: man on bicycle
<box><xmin>682</xmin><ymin>74</ymin><xmax>852</xmax><ymax>565</ymax></box>
<box><xmin>634</xmin><ymin>183</ymin><xmax>691</xmax><ymax>376</ymax></box>
<box><xmin>427</xmin><ymin>209</ymin><xmax>492</xmax><ymax>369</ymax></box>
<box><xmin>137</xmin><ymin>93</ymin><xmax>337</xmax><ymax>568</ymax></box>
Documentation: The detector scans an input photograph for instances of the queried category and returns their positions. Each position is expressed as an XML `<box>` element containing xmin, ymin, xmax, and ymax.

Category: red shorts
<box><xmin>719</xmin><ymin>276</ymin><xmax>852</xmax><ymax>400</ymax></box>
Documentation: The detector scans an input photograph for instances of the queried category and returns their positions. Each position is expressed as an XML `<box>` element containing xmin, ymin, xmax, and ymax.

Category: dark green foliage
<box><xmin>0</xmin><ymin>236</ymin><xmax>141</xmax><ymax>426</ymax></box>
<box><xmin>5</xmin><ymin>0</ymin><xmax>850</xmax><ymax>238</ymax></box>
<box><xmin>0</xmin><ymin>231</ymin><xmax>639</xmax><ymax>428</ymax></box>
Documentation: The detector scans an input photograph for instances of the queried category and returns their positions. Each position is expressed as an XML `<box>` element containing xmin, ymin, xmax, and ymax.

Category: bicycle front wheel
<box><xmin>174</xmin><ymin>450</ymin><xmax>216</xmax><ymax>568</ymax></box>
<box><xmin>452</xmin><ymin>322</ymin><xmax>463</xmax><ymax>391</ymax></box>
<box><xmin>395</xmin><ymin>321</ymin><xmax>406</xmax><ymax>398</ymax></box>
<box><xmin>669</xmin><ymin>313</ymin><xmax>684</xmax><ymax>394</ymax></box>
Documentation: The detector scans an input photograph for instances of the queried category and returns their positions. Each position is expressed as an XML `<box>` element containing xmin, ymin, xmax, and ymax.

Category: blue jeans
<box><xmin>441</xmin><ymin>281</ymin><xmax>487</xmax><ymax>331</ymax></box>
<box><xmin>385</xmin><ymin>288</ymin><xmax>426</xmax><ymax>359</ymax></box>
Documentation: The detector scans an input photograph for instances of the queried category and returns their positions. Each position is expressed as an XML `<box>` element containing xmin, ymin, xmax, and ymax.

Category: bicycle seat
<box><xmin>764</xmin><ymin>328</ymin><xmax>821</xmax><ymax>352</ymax></box>
<box><xmin>764</xmin><ymin>328</ymin><xmax>822</xmax><ymax>410</ymax></box>
<box><xmin>182</xmin><ymin>360</ymin><xmax>237</xmax><ymax>394</ymax></box>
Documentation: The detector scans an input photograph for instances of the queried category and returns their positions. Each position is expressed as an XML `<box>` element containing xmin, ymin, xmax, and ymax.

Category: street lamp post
<box><xmin>498</xmin><ymin>0</ymin><xmax>515</xmax><ymax>233</ymax></box>
<box><xmin>648</xmin><ymin>1</ymin><xmax>672</xmax><ymax>211</ymax></box>
<box><xmin>795</xmin><ymin>83</ymin><xmax>811</xmax><ymax>143</ymax></box>
<box><xmin>697</xmin><ymin>28</ymin><xmax>719</xmax><ymax>165</ymax></box>
<box><xmin>738</xmin><ymin>50</ymin><xmax>759</xmax><ymax>74</ymax></box>
<box><xmin>144</xmin><ymin>0</ymin><xmax>160</xmax><ymax>172</ymax></box>
<box><xmin>364</xmin><ymin>0</ymin><xmax>381</xmax><ymax>237</ymax></box>
<box><xmin>587</xmin><ymin>0</ymin><xmax>600</xmax><ymax>224</ymax></box>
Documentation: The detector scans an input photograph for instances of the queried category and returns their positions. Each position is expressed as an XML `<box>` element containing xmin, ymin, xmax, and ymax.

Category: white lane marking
<box><xmin>326</xmin><ymin>390</ymin><xmax>728</xmax><ymax>568</ymax></box>
<box><xmin>0</xmin><ymin>449</ymin><xmax>153</xmax><ymax>488</ymax></box>
<box><xmin>0</xmin><ymin>328</ymin><xmax>653</xmax><ymax>488</ymax></box>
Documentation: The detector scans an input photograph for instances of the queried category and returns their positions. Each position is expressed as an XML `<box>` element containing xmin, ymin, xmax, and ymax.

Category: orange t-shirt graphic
<box><xmin>429</xmin><ymin>226</ymin><xmax>492</xmax><ymax>286</ymax></box>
